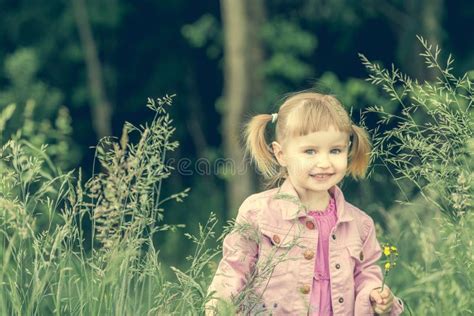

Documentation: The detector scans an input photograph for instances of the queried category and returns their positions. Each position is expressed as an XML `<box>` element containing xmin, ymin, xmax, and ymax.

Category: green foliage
<box><xmin>155</xmin><ymin>212</ymin><xmax>221</xmax><ymax>314</ymax></box>
<box><xmin>181</xmin><ymin>14</ymin><xmax>221</xmax><ymax>59</ymax></box>
<box><xmin>378</xmin><ymin>195</ymin><xmax>473</xmax><ymax>315</ymax></box>
<box><xmin>0</xmin><ymin>96</ymin><xmax>220</xmax><ymax>315</ymax></box>
<box><xmin>260</xmin><ymin>17</ymin><xmax>317</xmax><ymax>109</ymax></box>
<box><xmin>182</xmin><ymin>9</ymin><xmax>318</xmax><ymax>115</ymax></box>
<box><xmin>88</xmin><ymin>95</ymin><xmax>183</xmax><ymax>251</ymax></box>
<box><xmin>360</xmin><ymin>36</ymin><xmax>473</xmax><ymax>221</ymax></box>
<box><xmin>317</xmin><ymin>71</ymin><xmax>398</xmax><ymax>116</ymax></box>
<box><xmin>361</xmin><ymin>36</ymin><xmax>473</xmax><ymax>314</ymax></box>
<box><xmin>0</xmin><ymin>48</ymin><xmax>79</xmax><ymax>170</ymax></box>
<box><xmin>0</xmin><ymin>48</ymin><xmax>63</xmax><ymax>116</ymax></box>
<box><xmin>0</xmin><ymin>138</ymin><xmax>75</xmax><ymax>314</ymax></box>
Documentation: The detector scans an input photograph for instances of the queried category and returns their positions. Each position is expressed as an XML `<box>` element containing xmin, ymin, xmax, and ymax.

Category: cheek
<box><xmin>286</xmin><ymin>157</ymin><xmax>311</xmax><ymax>174</ymax></box>
<box><xmin>335</xmin><ymin>155</ymin><xmax>348</xmax><ymax>170</ymax></box>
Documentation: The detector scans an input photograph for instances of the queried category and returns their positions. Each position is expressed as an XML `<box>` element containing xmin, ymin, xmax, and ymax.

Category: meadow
<box><xmin>0</xmin><ymin>39</ymin><xmax>472</xmax><ymax>315</ymax></box>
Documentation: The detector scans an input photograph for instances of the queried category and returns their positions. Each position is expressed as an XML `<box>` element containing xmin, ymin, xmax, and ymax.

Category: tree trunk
<box><xmin>220</xmin><ymin>0</ymin><xmax>266</xmax><ymax>218</ymax></box>
<box><xmin>72</xmin><ymin>0</ymin><xmax>113</xmax><ymax>140</ymax></box>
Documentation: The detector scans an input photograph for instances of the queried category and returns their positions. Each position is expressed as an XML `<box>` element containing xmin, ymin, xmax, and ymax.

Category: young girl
<box><xmin>206</xmin><ymin>92</ymin><xmax>404</xmax><ymax>315</ymax></box>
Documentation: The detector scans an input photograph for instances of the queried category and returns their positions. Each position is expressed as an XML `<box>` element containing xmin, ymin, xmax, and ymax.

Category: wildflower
<box><xmin>381</xmin><ymin>242</ymin><xmax>399</xmax><ymax>291</ymax></box>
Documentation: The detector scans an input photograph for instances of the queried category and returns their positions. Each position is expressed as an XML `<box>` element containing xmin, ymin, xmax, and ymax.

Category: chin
<box><xmin>306</xmin><ymin>181</ymin><xmax>333</xmax><ymax>189</ymax></box>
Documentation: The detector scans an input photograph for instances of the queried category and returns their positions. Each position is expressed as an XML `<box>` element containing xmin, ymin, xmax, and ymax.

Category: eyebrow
<box><xmin>299</xmin><ymin>143</ymin><xmax>347</xmax><ymax>148</ymax></box>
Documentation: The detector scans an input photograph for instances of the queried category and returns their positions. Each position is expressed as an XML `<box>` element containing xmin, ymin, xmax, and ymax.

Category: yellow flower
<box><xmin>380</xmin><ymin>242</ymin><xmax>399</xmax><ymax>291</ymax></box>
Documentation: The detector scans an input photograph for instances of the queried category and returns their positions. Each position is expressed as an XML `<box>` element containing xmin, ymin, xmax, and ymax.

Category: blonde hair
<box><xmin>244</xmin><ymin>92</ymin><xmax>372</xmax><ymax>188</ymax></box>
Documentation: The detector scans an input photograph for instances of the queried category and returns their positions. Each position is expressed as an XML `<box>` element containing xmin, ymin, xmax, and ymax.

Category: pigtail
<box><xmin>347</xmin><ymin>124</ymin><xmax>372</xmax><ymax>180</ymax></box>
<box><xmin>243</xmin><ymin>114</ymin><xmax>279</xmax><ymax>181</ymax></box>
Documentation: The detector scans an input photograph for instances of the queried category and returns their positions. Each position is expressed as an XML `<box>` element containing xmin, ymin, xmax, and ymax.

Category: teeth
<box><xmin>311</xmin><ymin>174</ymin><xmax>332</xmax><ymax>179</ymax></box>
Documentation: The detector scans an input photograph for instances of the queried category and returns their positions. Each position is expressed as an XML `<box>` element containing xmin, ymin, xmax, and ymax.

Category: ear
<box><xmin>271</xmin><ymin>141</ymin><xmax>287</xmax><ymax>167</ymax></box>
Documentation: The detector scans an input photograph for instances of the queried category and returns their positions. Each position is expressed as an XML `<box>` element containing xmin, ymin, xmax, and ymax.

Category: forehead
<box><xmin>285</xmin><ymin>125</ymin><xmax>349</xmax><ymax>148</ymax></box>
<box><xmin>280</xmin><ymin>96</ymin><xmax>352</xmax><ymax>140</ymax></box>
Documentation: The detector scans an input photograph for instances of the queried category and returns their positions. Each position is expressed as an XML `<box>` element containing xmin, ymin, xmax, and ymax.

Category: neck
<box><xmin>296</xmin><ymin>188</ymin><xmax>331</xmax><ymax>211</ymax></box>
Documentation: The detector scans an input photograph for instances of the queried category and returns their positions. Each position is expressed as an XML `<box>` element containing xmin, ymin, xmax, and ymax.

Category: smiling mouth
<box><xmin>310</xmin><ymin>173</ymin><xmax>334</xmax><ymax>180</ymax></box>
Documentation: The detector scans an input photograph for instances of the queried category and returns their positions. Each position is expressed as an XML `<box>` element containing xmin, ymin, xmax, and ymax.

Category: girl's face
<box><xmin>272</xmin><ymin>125</ymin><xmax>350</xmax><ymax>199</ymax></box>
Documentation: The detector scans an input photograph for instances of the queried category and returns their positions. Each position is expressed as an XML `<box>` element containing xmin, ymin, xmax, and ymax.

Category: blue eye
<box><xmin>305</xmin><ymin>148</ymin><xmax>343</xmax><ymax>155</ymax></box>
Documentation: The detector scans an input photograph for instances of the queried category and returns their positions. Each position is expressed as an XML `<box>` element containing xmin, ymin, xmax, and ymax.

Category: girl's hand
<box><xmin>369</xmin><ymin>286</ymin><xmax>394</xmax><ymax>315</ymax></box>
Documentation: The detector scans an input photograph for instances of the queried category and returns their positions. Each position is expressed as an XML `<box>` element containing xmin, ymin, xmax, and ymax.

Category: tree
<box><xmin>220</xmin><ymin>0</ymin><xmax>266</xmax><ymax>215</ymax></box>
<box><xmin>72</xmin><ymin>0</ymin><xmax>113</xmax><ymax>140</ymax></box>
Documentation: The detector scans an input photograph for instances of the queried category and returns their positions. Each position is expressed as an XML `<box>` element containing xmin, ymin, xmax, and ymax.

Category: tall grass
<box><xmin>360</xmin><ymin>36</ymin><xmax>473</xmax><ymax>314</ymax></box>
<box><xmin>0</xmin><ymin>95</ymin><xmax>217</xmax><ymax>315</ymax></box>
<box><xmin>360</xmin><ymin>35</ymin><xmax>472</xmax><ymax>222</ymax></box>
<box><xmin>1</xmin><ymin>37</ymin><xmax>472</xmax><ymax>315</ymax></box>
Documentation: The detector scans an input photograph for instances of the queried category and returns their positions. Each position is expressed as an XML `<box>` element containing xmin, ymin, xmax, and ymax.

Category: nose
<box><xmin>315</xmin><ymin>153</ymin><xmax>331</xmax><ymax>168</ymax></box>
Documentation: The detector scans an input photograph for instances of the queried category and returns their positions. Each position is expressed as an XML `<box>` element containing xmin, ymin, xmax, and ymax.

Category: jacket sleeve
<box><xmin>354</xmin><ymin>218</ymin><xmax>404</xmax><ymax>316</ymax></box>
<box><xmin>205</xmin><ymin>197</ymin><xmax>259</xmax><ymax>314</ymax></box>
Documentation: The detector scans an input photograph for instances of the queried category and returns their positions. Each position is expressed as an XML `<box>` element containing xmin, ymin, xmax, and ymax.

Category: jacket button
<box><xmin>332</xmin><ymin>234</ymin><xmax>336</xmax><ymax>240</ymax></box>
<box><xmin>303</xmin><ymin>249</ymin><xmax>314</xmax><ymax>260</ymax></box>
<box><xmin>335</xmin><ymin>263</ymin><xmax>341</xmax><ymax>269</ymax></box>
<box><xmin>305</xmin><ymin>221</ymin><xmax>315</xmax><ymax>230</ymax></box>
<box><xmin>300</xmin><ymin>284</ymin><xmax>311</xmax><ymax>294</ymax></box>
<box><xmin>359</xmin><ymin>251</ymin><xmax>364</xmax><ymax>261</ymax></box>
<box><xmin>339</xmin><ymin>297</ymin><xmax>344</xmax><ymax>303</ymax></box>
<box><xmin>272</xmin><ymin>234</ymin><xmax>281</xmax><ymax>244</ymax></box>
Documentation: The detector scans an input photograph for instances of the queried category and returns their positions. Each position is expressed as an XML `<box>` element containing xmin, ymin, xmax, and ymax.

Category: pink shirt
<box><xmin>308</xmin><ymin>196</ymin><xmax>337</xmax><ymax>315</ymax></box>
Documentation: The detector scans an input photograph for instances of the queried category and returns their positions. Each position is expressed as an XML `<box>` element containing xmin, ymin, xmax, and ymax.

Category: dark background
<box><xmin>0</xmin><ymin>0</ymin><xmax>472</xmax><ymax>267</ymax></box>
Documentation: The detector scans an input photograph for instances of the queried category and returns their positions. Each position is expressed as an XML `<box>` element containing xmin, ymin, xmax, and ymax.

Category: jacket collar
<box><xmin>271</xmin><ymin>178</ymin><xmax>353</xmax><ymax>223</ymax></box>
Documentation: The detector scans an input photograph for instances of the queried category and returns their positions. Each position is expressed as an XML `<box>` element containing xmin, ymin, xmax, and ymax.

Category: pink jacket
<box><xmin>207</xmin><ymin>178</ymin><xmax>404</xmax><ymax>315</ymax></box>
